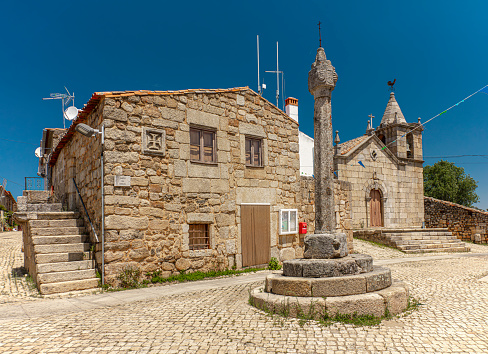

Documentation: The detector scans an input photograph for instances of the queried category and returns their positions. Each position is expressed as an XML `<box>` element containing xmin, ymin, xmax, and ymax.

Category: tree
<box><xmin>423</xmin><ymin>160</ymin><xmax>479</xmax><ymax>207</ymax></box>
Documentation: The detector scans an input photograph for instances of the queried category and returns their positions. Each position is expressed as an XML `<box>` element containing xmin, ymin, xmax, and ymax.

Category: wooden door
<box><xmin>241</xmin><ymin>205</ymin><xmax>270</xmax><ymax>267</ymax></box>
<box><xmin>370</xmin><ymin>189</ymin><xmax>382</xmax><ymax>227</ymax></box>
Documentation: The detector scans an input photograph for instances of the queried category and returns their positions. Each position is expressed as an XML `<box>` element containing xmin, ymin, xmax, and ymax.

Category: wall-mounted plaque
<box><xmin>114</xmin><ymin>175</ymin><xmax>131</xmax><ymax>187</ymax></box>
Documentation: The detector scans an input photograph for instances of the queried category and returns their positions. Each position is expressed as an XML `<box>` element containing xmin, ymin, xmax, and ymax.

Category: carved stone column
<box><xmin>308</xmin><ymin>47</ymin><xmax>338</xmax><ymax>234</ymax></box>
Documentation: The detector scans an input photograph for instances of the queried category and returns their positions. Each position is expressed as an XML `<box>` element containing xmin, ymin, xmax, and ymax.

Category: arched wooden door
<box><xmin>370</xmin><ymin>189</ymin><xmax>383</xmax><ymax>227</ymax></box>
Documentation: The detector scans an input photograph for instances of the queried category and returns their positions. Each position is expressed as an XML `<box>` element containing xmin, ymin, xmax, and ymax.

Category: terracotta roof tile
<box><xmin>338</xmin><ymin>135</ymin><xmax>369</xmax><ymax>155</ymax></box>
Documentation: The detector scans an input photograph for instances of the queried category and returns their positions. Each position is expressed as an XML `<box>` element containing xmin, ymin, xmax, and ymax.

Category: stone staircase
<box><xmin>15</xmin><ymin>191</ymin><xmax>99</xmax><ymax>295</ymax></box>
<box><xmin>354</xmin><ymin>228</ymin><xmax>470</xmax><ymax>254</ymax></box>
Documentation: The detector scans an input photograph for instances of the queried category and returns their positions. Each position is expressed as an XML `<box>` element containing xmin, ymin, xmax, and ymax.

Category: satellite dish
<box><xmin>35</xmin><ymin>147</ymin><xmax>42</xmax><ymax>158</ymax></box>
<box><xmin>64</xmin><ymin>106</ymin><xmax>79</xmax><ymax>121</ymax></box>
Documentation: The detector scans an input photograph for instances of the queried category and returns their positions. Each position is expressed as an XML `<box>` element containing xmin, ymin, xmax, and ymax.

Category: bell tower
<box><xmin>375</xmin><ymin>92</ymin><xmax>423</xmax><ymax>161</ymax></box>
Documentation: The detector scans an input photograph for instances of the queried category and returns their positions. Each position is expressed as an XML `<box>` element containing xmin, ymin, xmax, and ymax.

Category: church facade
<box><xmin>301</xmin><ymin>91</ymin><xmax>425</xmax><ymax>229</ymax></box>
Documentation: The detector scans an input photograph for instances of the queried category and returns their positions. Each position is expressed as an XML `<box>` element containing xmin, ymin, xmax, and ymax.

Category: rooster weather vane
<box><xmin>388</xmin><ymin>79</ymin><xmax>396</xmax><ymax>92</ymax></box>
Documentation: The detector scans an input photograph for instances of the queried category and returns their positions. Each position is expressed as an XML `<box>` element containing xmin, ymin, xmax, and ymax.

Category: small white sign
<box><xmin>114</xmin><ymin>175</ymin><xmax>131</xmax><ymax>187</ymax></box>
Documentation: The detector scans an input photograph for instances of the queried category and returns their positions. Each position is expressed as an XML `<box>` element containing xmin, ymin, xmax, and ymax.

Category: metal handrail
<box><xmin>72</xmin><ymin>178</ymin><xmax>99</xmax><ymax>243</ymax></box>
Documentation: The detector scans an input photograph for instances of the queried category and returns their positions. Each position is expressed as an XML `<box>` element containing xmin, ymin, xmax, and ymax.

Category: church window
<box><xmin>245</xmin><ymin>137</ymin><xmax>262</xmax><ymax>167</ymax></box>
<box><xmin>190</xmin><ymin>127</ymin><xmax>216</xmax><ymax>163</ymax></box>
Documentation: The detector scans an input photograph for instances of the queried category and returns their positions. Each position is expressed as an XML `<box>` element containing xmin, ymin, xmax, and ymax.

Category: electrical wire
<box><xmin>382</xmin><ymin>84</ymin><xmax>488</xmax><ymax>150</ymax></box>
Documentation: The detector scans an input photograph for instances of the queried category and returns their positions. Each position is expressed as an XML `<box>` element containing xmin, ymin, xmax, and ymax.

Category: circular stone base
<box><xmin>283</xmin><ymin>254</ymin><xmax>373</xmax><ymax>278</ymax></box>
<box><xmin>250</xmin><ymin>280</ymin><xmax>409</xmax><ymax>319</ymax></box>
<box><xmin>267</xmin><ymin>266</ymin><xmax>391</xmax><ymax>297</ymax></box>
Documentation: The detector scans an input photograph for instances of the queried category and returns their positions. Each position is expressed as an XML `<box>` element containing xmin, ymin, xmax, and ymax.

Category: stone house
<box><xmin>36</xmin><ymin>87</ymin><xmax>351</xmax><ymax>285</ymax></box>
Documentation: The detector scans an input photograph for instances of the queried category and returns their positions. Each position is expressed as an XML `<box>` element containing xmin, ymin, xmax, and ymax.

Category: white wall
<box><xmin>299</xmin><ymin>131</ymin><xmax>314</xmax><ymax>177</ymax></box>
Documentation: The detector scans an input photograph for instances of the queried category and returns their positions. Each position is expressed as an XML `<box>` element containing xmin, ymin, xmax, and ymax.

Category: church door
<box><xmin>370</xmin><ymin>189</ymin><xmax>382</xmax><ymax>227</ymax></box>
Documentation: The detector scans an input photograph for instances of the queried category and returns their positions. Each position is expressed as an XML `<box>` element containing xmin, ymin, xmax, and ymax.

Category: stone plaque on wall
<box><xmin>142</xmin><ymin>127</ymin><xmax>166</xmax><ymax>156</ymax></box>
<box><xmin>114</xmin><ymin>175</ymin><xmax>131</xmax><ymax>187</ymax></box>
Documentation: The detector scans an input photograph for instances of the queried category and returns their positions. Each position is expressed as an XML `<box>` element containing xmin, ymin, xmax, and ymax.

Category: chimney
<box><xmin>285</xmin><ymin>97</ymin><xmax>298</xmax><ymax>123</ymax></box>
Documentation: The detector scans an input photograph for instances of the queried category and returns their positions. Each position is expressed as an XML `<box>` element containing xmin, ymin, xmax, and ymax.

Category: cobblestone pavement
<box><xmin>0</xmin><ymin>232</ymin><xmax>39</xmax><ymax>304</ymax></box>
<box><xmin>1</xmin><ymin>232</ymin><xmax>488</xmax><ymax>352</ymax></box>
<box><xmin>353</xmin><ymin>237</ymin><xmax>488</xmax><ymax>259</ymax></box>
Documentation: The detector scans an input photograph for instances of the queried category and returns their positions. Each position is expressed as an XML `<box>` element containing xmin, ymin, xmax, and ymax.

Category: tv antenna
<box><xmin>43</xmin><ymin>87</ymin><xmax>79</xmax><ymax>129</ymax></box>
<box><xmin>265</xmin><ymin>41</ymin><xmax>286</xmax><ymax>109</ymax></box>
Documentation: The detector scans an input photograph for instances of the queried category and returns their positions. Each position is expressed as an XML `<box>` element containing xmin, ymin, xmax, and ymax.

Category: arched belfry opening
<box><xmin>406</xmin><ymin>133</ymin><xmax>414</xmax><ymax>158</ymax></box>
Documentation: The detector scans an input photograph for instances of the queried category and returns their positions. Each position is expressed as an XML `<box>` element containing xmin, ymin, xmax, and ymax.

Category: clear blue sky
<box><xmin>1</xmin><ymin>1</ymin><xmax>487</xmax><ymax>209</ymax></box>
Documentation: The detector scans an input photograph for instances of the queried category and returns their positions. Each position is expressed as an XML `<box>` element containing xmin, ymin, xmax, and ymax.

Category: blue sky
<box><xmin>1</xmin><ymin>1</ymin><xmax>487</xmax><ymax>208</ymax></box>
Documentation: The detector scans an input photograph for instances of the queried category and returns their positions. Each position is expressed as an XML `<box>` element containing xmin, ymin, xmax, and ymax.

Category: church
<box><xmin>298</xmin><ymin>90</ymin><xmax>425</xmax><ymax>230</ymax></box>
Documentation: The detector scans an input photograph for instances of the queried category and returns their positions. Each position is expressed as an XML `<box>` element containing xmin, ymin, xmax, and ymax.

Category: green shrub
<box><xmin>268</xmin><ymin>257</ymin><xmax>282</xmax><ymax>270</ymax></box>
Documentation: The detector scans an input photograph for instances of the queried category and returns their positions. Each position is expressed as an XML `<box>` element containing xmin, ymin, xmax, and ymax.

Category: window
<box><xmin>279</xmin><ymin>209</ymin><xmax>298</xmax><ymax>235</ymax></box>
<box><xmin>190</xmin><ymin>127</ymin><xmax>216</xmax><ymax>163</ymax></box>
<box><xmin>245</xmin><ymin>137</ymin><xmax>262</xmax><ymax>166</ymax></box>
<box><xmin>189</xmin><ymin>224</ymin><xmax>210</xmax><ymax>250</ymax></box>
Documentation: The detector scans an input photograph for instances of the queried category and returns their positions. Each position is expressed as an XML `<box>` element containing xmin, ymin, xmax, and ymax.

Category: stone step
<box><xmin>34</xmin><ymin>212</ymin><xmax>81</xmax><ymax>220</ymax></box>
<box><xmin>30</xmin><ymin>227</ymin><xmax>85</xmax><ymax>237</ymax></box>
<box><xmin>29</xmin><ymin>219</ymin><xmax>84</xmax><ymax>228</ymax></box>
<box><xmin>38</xmin><ymin>269</ymin><xmax>97</xmax><ymax>284</ymax></box>
<box><xmin>36</xmin><ymin>251</ymin><xmax>93</xmax><ymax>264</ymax></box>
<box><xmin>37</xmin><ymin>260</ymin><xmax>95</xmax><ymax>274</ymax></box>
<box><xmin>22</xmin><ymin>203</ymin><xmax>63</xmax><ymax>212</ymax></box>
<box><xmin>381</xmin><ymin>228</ymin><xmax>448</xmax><ymax>233</ymax></box>
<box><xmin>39</xmin><ymin>278</ymin><xmax>99</xmax><ymax>295</ymax></box>
<box><xmin>32</xmin><ymin>235</ymin><xmax>89</xmax><ymax>245</ymax></box>
<box><xmin>398</xmin><ymin>242</ymin><xmax>468</xmax><ymax>251</ymax></box>
<box><xmin>393</xmin><ymin>239</ymin><xmax>461</xmax><ymax>246</ymax></box>
<box><xmin>34</xmin><ymin>243</ymin><xmax>91</xmax><ymax>255</ymax></box>
<box><xmin>404</xmin><ymin>246</ymin><xmax>470</xmax><ymax>254</ymax></box>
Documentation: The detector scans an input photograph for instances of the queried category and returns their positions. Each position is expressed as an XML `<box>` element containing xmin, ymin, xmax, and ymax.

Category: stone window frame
<box><xmin>188</xmin><ymin>223</ymin><xmax>210</xmax><ymax>250</ymax></box>
<box><xmin>245</xmin><ymin>136</ymin><xmax>263</xmax><ymax>167</ymax></box>
<box><xmin>189</xmin><ymin>126</ymin><xmax>217</xmax><ymax>164</ymax></box>
<box><xmin>186</xmin><ymin>213</ymin><xmax>215</xmax><ymax>258</ymax></box>
<box><xmin>142</xmin><ymin>127</ymin><xmax>166</xmax><ymax>156</ymax></box>
<box><xmin>279</xmin><ymin>209</ymin><xmax>298</xmax><ymax>235</ymax></box>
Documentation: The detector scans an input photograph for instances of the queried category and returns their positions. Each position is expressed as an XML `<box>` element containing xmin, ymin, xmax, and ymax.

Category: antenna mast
<box><xmin>257</xmin><ymin>35</ymin><xmax>261</xmax><ymax>95</ymax></box>
<box><xmin>276</xmin><ymin>41</ymin><xmax>279</xmax><ymax>108</ymax></box>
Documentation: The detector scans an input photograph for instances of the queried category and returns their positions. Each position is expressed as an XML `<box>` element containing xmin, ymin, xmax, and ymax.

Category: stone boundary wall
<box><xmin>424</xmin><ymin>196</ymin><xmax>488</xmax><ymax>243</ymax></box>
<box><xmin>300</xmin><ymin>177</ymin><xmax>353</xmax><ymax>252</ymax></box>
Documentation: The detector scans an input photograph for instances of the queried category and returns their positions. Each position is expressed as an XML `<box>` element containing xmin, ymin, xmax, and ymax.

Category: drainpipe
<box><xmin>101</xmin><ymin>124</ymin><xmax>105</xmax><ymax>289</ymax></box>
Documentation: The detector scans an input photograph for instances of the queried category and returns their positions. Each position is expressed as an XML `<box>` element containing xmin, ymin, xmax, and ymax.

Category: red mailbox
<box><xmin>299</xmin><ymin>222</ymin><xmax>307</xmax><ymax>234</ymax></box>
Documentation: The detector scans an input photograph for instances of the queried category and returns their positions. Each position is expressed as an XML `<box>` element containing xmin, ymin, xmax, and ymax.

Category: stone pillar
<box><xmin>308</xmin><ymin>47</ymin><xmax>338</xmax><ymax>234</ymax></box>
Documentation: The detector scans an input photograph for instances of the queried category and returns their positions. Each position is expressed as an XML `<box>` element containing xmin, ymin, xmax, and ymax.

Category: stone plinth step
<box><xmin>30</xmin><ymin>227</ymin><xmax>85</xmax><ymax>237</ymax></box>
<box><xmin>267</xmin><ymin>267</ymin><xmax>391</xmax><ymax>297</ymax></box>
<box><xmin>37</xmin><ymin>260</ymin><xmax>95</xmax><ymax>274</ymax></box>
<box><xmin>29</xmin><ymin>219</ymin><xmax>84</xmax><ymax>228</ymax></box>
<box><xmin>32</xmin><ymin>235</ymin><xmax>88</xmax><ymax>245</ymax></box>
<box><xmin>35</xmin><ymin>251</ymin><xmax>93</xmax><ymax>264</ymax></box>
<box><xmin>34</xmin><ymin>243</ymin><xmax>90</xmax><ymax>254</ymax></box>
<box><xmin>39</xmin><ymin>278</ymin><xmax>99</xmax><ymax>295</ymax></box>
<box><xmin>38</xmin><ymin>269</ymin><xmax>97</xmax><ymax>284</ymax></box>
<box><xmin>250</xmin><ymin>280</ymin><xmax>409</xmax><ymax>318</ymax></box>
